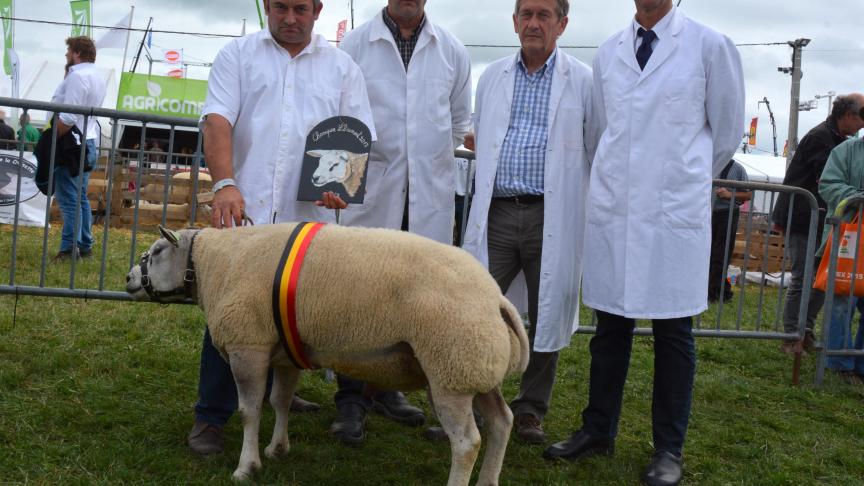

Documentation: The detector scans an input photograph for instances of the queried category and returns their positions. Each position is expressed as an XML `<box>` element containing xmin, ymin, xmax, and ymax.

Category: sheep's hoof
<box><xmin>232</xmin><ymin>463</ymin><xmax>259</xmax><ymax>482</ymax></box>
<box><xmin>265</xmin><ymin>442</ymin><xmax>290</xmax><ymax>459</ymax></box>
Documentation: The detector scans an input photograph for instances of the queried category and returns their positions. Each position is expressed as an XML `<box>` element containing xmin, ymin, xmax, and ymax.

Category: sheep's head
<box><xmin>126</xmin><ymin>226</ymin><xmax>198</xmax><ymax>303</ymax></box>
<box><xmin>308</xmin><ymin>149</ymin><xmax>356</xmax><ymax>187</ymax></box>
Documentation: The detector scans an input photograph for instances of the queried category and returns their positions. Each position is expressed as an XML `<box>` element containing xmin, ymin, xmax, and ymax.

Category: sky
<box><xmin>3</xmin><ymin>0</ymin><xmax>863</xmax><ymax>157</ymax></box>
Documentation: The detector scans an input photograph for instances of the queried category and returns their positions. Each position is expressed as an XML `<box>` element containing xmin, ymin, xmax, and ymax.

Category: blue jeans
<box><xmin>581</xmin><ymin>311</ymin><xmax>696</xmax><ymax>457</ymax></box>
<box><xmin>825</xmin><ymin>296</ymin><xmax>864</xmax><ymax>374</ymax></box>
<box><xmin>54</xmin><ymin>139</ymin><xmax>96</xmax><ymax>252</ymax></box>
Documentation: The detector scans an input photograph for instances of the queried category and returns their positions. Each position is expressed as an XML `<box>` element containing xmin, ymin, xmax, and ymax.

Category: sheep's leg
<box><xmin>265</xmin><ymin>365</ymin><xmax>301</xmax><ymax>459</ymax></box>
<box><xmin>228</xmin><ymin>348</ymin><xmax>270</xmax><ymax>481</ymax></box>
<box><xmin>431</xmin><ymin>389</ymin><xmax>480</xmax><ymax>486</ymax></box>
<box><xmin>474</xmin><ymin>387</ymin><xmax>513</xmax><ymax>486</ymax></box>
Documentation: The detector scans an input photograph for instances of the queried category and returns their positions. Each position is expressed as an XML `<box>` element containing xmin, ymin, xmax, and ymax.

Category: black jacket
<box><xmin>0</xmin><ymin>121</ymin><xmax>15</xmax><ymax>150</ymax></box>
<box><xmin>771</xmin><ymin>118</ymin><xmax>846</xmax><ymax>238</ymax></box>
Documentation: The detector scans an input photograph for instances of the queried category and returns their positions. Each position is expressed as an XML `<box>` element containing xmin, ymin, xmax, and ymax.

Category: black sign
<box><xmin>297</xmin><ymin>116</ymin><xmax>372</xmax><ymax>204</ymax></box>
<box><xmin>0</xmin><ymin>154</ymin><xmax>40</xmax><ymax>206</ymax></box>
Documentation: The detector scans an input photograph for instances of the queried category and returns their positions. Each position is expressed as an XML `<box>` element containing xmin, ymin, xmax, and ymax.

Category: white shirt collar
<box><xmin>260</xmin><ymin>30</ymin><xmax>328</xmax><ymax>59</ymax></box>
<box><xmin>632</xmin><ymin>5</ymin><xmax>675</xmax><ymax>40</ymax></box>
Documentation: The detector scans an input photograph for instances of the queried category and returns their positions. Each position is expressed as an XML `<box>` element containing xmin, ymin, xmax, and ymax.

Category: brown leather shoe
<box><xmin>802</xmin><ymin>331</ymin><xmax>818</xmax><ymax>354</ymax></box>
<box><xmin>187</xmin><ymin>420</ymin><xmax>224</xmax><ymax>456</ymax></box>
<box><xmin>290</xmin><ymin>394</ymin><xmax>321</xmax><ymax>413</ymax></box>
<box><xmin>779</xmin><ymin>340</ymin><xmax>800</xmax><ymax>355</ymax></box>
<box><xmin>514</xmin><ymin>414</ymin><xmax>545</xmax><ymax>444</ymax></box>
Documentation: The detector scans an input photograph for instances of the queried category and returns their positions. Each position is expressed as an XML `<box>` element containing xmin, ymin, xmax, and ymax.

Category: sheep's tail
<box><xmin>500</xmin><ymin>295</ymin><xmax>530</xmax><ymax>374</ymax></box>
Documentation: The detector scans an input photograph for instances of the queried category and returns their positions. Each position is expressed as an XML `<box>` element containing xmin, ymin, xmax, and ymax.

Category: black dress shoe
<box><xmin>330</xmin><ymin>403</ymin><xmax>367</xmax><ymax>446</ymax></box>
<box><xmin>542</xmin><ymin>430</ymin><xmax>614</xmax><ymax>461</ymax></box>
<box><xmin>642</xmin><ymin>450</ymin><xmax>683</xmax><ymax>486</ymax></box>
<box><xmin>371</xmin><ymin>391</ymin><xmax>425</xmax><ymax>426</ymax></box>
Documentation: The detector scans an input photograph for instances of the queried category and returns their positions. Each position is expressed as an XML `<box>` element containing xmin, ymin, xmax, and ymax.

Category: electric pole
<box><xmin>815</xmin><ymin>90</ymin><xmax>836</xmax><ymax>117</ymax></box>
<box><xmin>778</xmin><ymin>38</ymin><xmax>810</xmax><ymax>168</ymax></box>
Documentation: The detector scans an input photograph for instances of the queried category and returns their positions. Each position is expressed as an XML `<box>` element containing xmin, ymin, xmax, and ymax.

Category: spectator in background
<box><xmin>18</xmin><ymin>112</ymin><xmax>40</xmax><ymax>152</ymax></box>
<box><xmin>773</xmin><ymin>93</ymin><xmax>864</xmax><ymax>354</ymax></box>
<box><xmin>817</xmin><ymin>134</ymin><xmax>864</xmax><ymax>385</ymax></box>
<box><xmin>708</xmin><ymin>160</ymin><xmax>751</xmax><ymax>302</ymax></box>
<box><xmin>0</xmin><ymin>109</ymin><xmax>17</xmax><ymax>150</ymax></box>
<box><xmin>50</xmin><ymin>36</ymin><xmax>107</xmax><ymax>262</ymax></box>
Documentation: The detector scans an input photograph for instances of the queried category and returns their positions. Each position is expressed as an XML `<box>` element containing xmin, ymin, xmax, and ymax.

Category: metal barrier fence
<box><xmin>0</xmin><ymin>97</ymin><xmax>831</xmax><ymax>383</ymax></box>
<box><xmin>0</xmin><ymin>97</ymin><xmax>203</xmax><ymax>302</ymax></box>
<box><xmin>815</xmin><ymin>194</ymin><xmax>864</xmax><ymax>385</ymax></box>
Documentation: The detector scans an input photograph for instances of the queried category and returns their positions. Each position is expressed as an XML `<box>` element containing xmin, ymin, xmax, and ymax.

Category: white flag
<box><xmin>96</xmin><ymin>11</ymin><xmax>131</xmax><ymax>50</ymax></box>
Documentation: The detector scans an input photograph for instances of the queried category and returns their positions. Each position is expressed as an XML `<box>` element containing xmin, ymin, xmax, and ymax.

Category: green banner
<box><xmin>0</xmin><ymin>0</ymin><xmax>12</xmax><ymax>76</ymax></box>
<box><xmin>70</xmin><ymin>0</ymin><xmax>91</xmax><ymax>37</ymax></box>
<box><xmin>117</xmin><ymin>72</ymin><xmax>208</xmax><ymax>119</ymax></box>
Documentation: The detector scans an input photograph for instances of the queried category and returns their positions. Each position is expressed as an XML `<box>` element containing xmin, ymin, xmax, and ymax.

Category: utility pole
<box><xmin>815</xmin><ymin>90</ymin><xmax>836</xmax><ymax>117</ymax></box>
<box><xmin>778</xmin><ymin>38</ymin><xmax>810</xmax><ymax>168</ymax></box>
<box><xmin>758</xmin><ymin>97</ymin><xmax>779</xmax><ymax>157</ymax></box>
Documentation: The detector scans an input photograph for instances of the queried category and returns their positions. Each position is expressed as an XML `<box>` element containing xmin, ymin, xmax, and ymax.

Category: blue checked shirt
<box><xmin>494</xmin><ymin>51</ymin><xmax>556</xmax><ymax>197</ymax></box>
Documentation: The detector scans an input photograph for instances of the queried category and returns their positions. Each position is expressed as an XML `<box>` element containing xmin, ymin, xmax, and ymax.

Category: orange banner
<box><xmin>748</xmin><ymin>117</ymin><xmax>758</xmax><ymax>146</ymax></box>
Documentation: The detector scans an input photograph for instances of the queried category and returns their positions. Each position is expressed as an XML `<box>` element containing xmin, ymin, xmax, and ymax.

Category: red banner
<box><xmin>336</xmin><ymin>20</ymin><xmax>347</xmax><ymax>46</ymax></box>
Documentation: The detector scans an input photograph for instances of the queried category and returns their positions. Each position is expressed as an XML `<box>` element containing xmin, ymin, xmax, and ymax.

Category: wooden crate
<box><xmin>730</xmin><ymin>215</ymin><xmax>789</xmax><ymax>274</ymax></box>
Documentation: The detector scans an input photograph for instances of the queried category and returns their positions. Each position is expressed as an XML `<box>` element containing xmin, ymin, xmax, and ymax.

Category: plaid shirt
<box><xmin>381</xmin><ymin>7</ymin><xmax>426</xmax><ymax>71</ymax></box>
<box><xmin>494</xmin><ymin>51</ymin><xmax>557</xmax><ymax>197</ymax></box>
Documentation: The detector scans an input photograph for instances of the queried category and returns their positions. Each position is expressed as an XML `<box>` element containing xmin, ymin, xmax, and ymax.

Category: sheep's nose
<box><xmin>126</xmin><ymin>274</ymin><xmax>131</xmax><ymax>283</ymax></box>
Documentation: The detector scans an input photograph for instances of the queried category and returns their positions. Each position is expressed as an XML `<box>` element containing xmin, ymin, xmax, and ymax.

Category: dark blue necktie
<box><xmin>636</xmin><ymin>28</ymin><xmax>657</xmax><ymax>70</ymax></box>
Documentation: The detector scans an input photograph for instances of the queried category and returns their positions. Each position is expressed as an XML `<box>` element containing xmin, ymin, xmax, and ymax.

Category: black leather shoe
<box><xmin>371</xmin><ymin>391</ymin><xmax>425</xmax><ymax>426</ymax></box>
<box><xmin>542</xmin><ymin>430</ymin><xmax>614</xmax><ymax>461</ymax></box>
<box><xmin>642</xmin><ymin>450</ymin><xmax>683</xmax><ymax>486</ymax></box>
<box><xmin>330</xmin><ymin>403</ymin><xmax>366</xmax><ymax>446</ymax></box>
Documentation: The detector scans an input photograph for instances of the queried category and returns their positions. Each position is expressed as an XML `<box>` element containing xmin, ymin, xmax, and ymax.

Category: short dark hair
<box><xmin>514</xmin><ymin>0</ymin><xmax>569</xmax><ymax>18</ymax></box>
<box><xmin>66</xmin><ymin>36</ymin><xmax>97</xmax><ymax>63</ymax></box>
<box><xmin>831</xmin><ymin>95</ymin><xmax>863</xmax><ymax>121</ymax></box>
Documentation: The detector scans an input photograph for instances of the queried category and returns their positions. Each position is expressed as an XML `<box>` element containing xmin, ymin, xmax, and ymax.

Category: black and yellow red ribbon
<box><xmin>272</xmin><ymin>222</ymin><xmax>325</xmax><ymax>370</ymax></box>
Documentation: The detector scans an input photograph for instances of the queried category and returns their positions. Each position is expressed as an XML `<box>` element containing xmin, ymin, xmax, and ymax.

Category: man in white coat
<box><xmin>336</xmin><ymin>0</ymin><xmax>472</xmax><ymax>445</ymax></box>
<box><xmin>187</xmin><ymin>0</ymin><xmax>376</xmax><ymax>456</ymax></box>
<box><xmin>462</xmin><ymin>0</ymin><xmax>600</xmax><ymax>444</ymax></box>
<box><xmin>542</xmin><ymin>2</ymin><xmax>744</xmax><ymax>485</ymax></box>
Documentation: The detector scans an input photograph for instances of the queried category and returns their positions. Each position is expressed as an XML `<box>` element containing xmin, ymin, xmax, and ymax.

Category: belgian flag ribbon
<box><xmin>272</xmin><ymin>222</ymin><xmax>325</xmax><ymax>370</ymax></box>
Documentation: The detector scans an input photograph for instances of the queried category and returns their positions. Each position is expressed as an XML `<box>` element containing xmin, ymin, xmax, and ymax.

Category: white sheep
<box><xmin>306</xmin><ymin>149</ymin><xmax>369</xmax><ymax>197</ymax></box>
<box><xmin>126</xmin><ymin>223</ymin><xmax>529</xmax><ymax>486</ymax></box>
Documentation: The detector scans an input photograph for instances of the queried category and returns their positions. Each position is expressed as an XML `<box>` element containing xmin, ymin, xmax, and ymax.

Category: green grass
<box><xmin>1</xmin><ymin>225</ymin><xmax>863</xmax><ymax>485</ymax></box>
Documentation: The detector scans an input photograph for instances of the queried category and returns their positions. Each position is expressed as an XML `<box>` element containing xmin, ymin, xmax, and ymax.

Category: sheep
<box><xmin>306</xmin><ymin>149</ymin><xmax>369</xmax><ymax>197</ymax></box>
<box><xmin>126</xmin><ymin>223</ymin><xmax>530</xmax><ymax>486</ymax></box>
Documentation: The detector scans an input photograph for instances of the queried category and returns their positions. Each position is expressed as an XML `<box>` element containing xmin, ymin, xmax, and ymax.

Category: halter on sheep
<box><xmin>126</xmin><ymin>223</ymin><xmax>530</xmax><ymax>486</ymax></box>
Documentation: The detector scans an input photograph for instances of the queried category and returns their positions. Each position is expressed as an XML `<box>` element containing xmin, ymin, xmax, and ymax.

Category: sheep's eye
<box><xmin>152</xmin><ymin>247</ymin><xmax>162</xmax><ymax>256</ymax></box>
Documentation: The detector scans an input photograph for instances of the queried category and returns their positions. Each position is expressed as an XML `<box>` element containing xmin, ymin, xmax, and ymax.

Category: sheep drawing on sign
<box><xmin>126</xmin><ymin>223</ymin><xmax>529</xmax><ymax>485</ymax></box>
<box><xmin>307</xmin><ymin>149</ymin><xmax>369</xmax><ymax>198</ymax></box>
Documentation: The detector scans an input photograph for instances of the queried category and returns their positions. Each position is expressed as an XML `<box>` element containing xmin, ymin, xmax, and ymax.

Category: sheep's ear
<box><xmin>158</xmin><ymin>225</ymin><xmax>180</xmax><ymax>247</ymax></box>
<box><xmin>306</xmin><ymin>150</ymin><xmax>323</xmax><ymax>158</ymax></box>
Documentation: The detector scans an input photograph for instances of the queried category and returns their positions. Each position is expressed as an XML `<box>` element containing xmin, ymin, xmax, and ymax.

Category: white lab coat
<box><xmin>581</xmin><ymin>8</ymin><xmax>745</xmax><ymax>319</ymax></box>
<box><xmin>339</xmin><ymin>14</ymin><xmax>472</xmax><ymax>244</ymax></box>
<box><xmin>463</xmin><ymin>51</ymin><xmax>601</xmax><ymax>353</ymax></box>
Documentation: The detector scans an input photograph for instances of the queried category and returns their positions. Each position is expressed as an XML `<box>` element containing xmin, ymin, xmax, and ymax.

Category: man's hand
<box><xmin>463</xmin><ymin>132</ymin><xmax>476</xmax><ymax>151</ymax></box>
<box><xmin>315</xmin><ymin>191</ymin><xmax>348</xmax><ymax>210</ymax></box>
<box><xmin>211</xmin><ymin>185</ymin><xmax>245</xmax><ymax>228</ymax></box>
<box><xmin>714</xmin><ymin>187</ymin><xmax>733</xmax><ymax>200</ymax></box>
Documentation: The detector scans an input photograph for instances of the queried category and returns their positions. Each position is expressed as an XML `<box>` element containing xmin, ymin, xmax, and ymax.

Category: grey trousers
<box><xmin>486</xmin><ymin>198</ymin><xmax>559</xmax><ymax>420</ymax></box>
<box><xmin>782</xmin><ymin>231</ymin><xmax>825</xmax><ymax>335</ymax></box>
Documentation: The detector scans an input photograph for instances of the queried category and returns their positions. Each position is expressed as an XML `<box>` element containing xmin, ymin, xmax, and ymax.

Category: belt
<box><xmin>493</xmin><ymin>194</ymin><xmax>544</xmax><ymax>204</ymax></box>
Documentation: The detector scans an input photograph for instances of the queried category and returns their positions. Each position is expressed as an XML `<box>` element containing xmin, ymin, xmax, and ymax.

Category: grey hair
<box><xmin>831</xmin><ymin>95</ymin><xmax>863</xmax><ymax>121</ymax></box>
<box><xmin>514</xmin><ymin>0</ymin><xmax>569</xmax><ymax>18</ymax></box>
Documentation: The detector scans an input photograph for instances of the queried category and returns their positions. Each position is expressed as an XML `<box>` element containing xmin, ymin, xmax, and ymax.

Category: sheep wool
<box><xmin>193</xmin><ymin>222</ymin><xmax>528</xmax><ymax>393</ymax></box>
